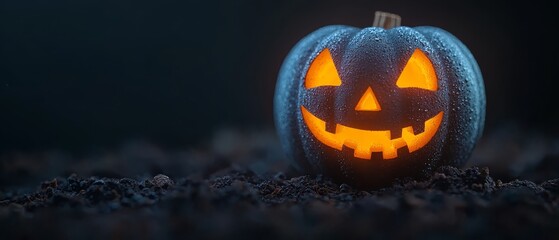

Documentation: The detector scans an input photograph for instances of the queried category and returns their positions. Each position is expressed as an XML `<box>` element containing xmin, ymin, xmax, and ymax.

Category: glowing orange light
<box><xmin>355</xmin><ymin>87</ymin><xmax>381</xmax><ymax>111</ymax></box>
<box><xmin>305</xmin><ymin>48</ymin><xmax>342</xmax><ymax>89</ymax></box>
<box><xmin>396</xmin><ymin>49</ymin><xmax>438</xmax><ymax>91</ymax></box>
<box><xmin>301</xmin><ymin>106</ymin><xmax>443</xmax><ymax>160</ymax></box>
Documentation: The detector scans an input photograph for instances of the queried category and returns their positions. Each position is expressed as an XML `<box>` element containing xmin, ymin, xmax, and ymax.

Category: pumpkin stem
<box><xmin>373</xmin><ymin>11</ymin><xmax>401</xmax><ymax>29</ymax></box>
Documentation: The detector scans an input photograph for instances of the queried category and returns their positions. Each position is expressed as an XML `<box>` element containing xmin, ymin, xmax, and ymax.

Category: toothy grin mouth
<box><xmin>301</xmin><ymin>106</ymin><xmax>443</xmax><ymax>160</ymax></box>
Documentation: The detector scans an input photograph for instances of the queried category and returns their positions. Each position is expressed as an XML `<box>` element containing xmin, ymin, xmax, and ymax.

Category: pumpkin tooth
<box><xmin>401</xmin><ymin>112</ymin><xmax>443</xmax><ymax>152</ymax></box>
<box><xmin>390</xmin><ymin>127</ymin><xmax>403</xmax><ymax>138</ymax></box>
<box><xmin>411</xmin><ymin>120</ymin><xmax>426</xmax><ymax>134</ymax></box>
<box><xmin>325</xmin><ymin>120</ymin><xmax>337</xmax><ymax>133</ymax></box>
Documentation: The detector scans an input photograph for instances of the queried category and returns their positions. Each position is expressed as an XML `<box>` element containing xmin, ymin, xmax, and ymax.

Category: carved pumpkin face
<box><xmin>274</xmin><ymin>25</ymin><xmax>485</xmax><ymax>189</ymax></box>
<box><xmin>301</xmin><ymin>48</ymin><xmax>443</xmax><ymax>160</ymax></box>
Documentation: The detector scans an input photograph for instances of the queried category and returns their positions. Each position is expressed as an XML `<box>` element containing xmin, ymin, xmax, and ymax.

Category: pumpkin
<box><xmin>274</xmin><ymin>12</ymin><xmax>485</xmax><ymax>189</ymax></box>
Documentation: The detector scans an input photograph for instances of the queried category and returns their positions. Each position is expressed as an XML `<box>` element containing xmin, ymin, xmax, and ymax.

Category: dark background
<box><xmin>1</xmin><ymin>0</ymin><xmax>557</xmax><ymax>153</ymax></box>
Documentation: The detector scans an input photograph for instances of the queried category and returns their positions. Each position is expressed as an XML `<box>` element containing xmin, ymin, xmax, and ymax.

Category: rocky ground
<box><xmin>2</xmin><ymin>125</ymin><xmax>559</xmax><ymax>239</ymax></box>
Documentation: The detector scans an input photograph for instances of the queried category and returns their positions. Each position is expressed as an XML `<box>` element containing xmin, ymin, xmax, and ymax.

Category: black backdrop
<box><xmin>1</xmin><ymin>0</ymin><xmax>557</xmax><ymax>152</ymax></box>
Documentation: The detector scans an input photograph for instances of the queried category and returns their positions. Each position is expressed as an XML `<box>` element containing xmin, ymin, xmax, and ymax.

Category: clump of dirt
<box><xmin>2</xmin><ymin>165</ymin><xmax>559</xmax><ymax>239</ymax></box>
<box><xmin>1</xmin><ymin>127</ymin><xmax>559</xmax><ymax>238</ymax></box>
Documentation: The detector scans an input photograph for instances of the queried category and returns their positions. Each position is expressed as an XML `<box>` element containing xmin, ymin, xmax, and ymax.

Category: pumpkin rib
<box><xmin>414</xmin><ymin>26</ymin><xmax>485</xmax><ymax>167</ymax></box>
<box><xmin>275</xmin><ymin>25</ymin><xmax>354</xmax><ymax>173</ymax></box>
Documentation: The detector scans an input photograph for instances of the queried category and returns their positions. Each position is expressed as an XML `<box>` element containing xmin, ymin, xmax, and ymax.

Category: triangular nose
<box><xmin>355</xmin><ymin>87</ymin><xmax>381</xmax><ymax>111</ymax></box>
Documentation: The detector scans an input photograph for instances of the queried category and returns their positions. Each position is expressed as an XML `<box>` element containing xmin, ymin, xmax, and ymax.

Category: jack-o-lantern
<box><xmin>274</xmin><ymin>12</ymin><xmax>485</xmax><ymax>189</ymax></box>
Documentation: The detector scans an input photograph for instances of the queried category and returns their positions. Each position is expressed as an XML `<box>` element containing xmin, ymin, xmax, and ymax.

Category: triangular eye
<box><xmin>396</xmin><ymin>49</ymin><xmax>438</xmax><ymax>91</ymax></box>
<box><xmin>305</xmin><ymin>48</ymin><xmax>342</xmax><ymax>89</ymax></box>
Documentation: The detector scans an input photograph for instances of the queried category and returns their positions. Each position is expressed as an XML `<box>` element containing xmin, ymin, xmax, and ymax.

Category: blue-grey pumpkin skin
<box><xmin>274</xmin><ymin>25</ymin><xmax>485</xmax><ymax>189</ymax></box>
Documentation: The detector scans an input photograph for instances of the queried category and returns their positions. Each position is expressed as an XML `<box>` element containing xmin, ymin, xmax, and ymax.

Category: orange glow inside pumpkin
<box><xmin>301</xmin><ymin>47</ymin><xmax>443</xmax><ymax>160</ymax></box>
<box><xmin>301</xmin><ymin>106</ymin><xmax>443</xmax><ymax>159</ymax></box>
<box><xmin>355</xmin><ymin>87</ymin><xmax>381</xmax><ymax>111</ymax></box>
<box><xmin>396</xmin><ymin>49</ymin><xmax>438</xmax><ymax>91</ymax></box>
<box><xmin>305</xmin><ymin>49</ymin><xmax>342</xmax><ymax>89</ymax></box>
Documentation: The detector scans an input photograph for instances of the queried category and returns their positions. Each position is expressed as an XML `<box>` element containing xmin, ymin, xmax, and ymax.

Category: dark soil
<box><xmin>2</xmin><ymin>127</ymin><xmax>559</xmax><ymax>239</ymax></box>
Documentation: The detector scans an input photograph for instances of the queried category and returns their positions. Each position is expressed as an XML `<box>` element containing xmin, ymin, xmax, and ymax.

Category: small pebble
<box><xmin>274</xmin><ymin>172</ymin><xmax>286</xmax><ymax>181</ymax></box>
<box><xmin>339</xmin><ymin>183</ymin><xmax>352</xmax><ymax>193</ymax></box>
<box><xmin>153</xmin><ymin>174</ymin><xmax>174</xmax><ymax>188</ymax></box>
<box><xmin>92</xmin><ymin>180</ymin><xmax>105</xmax><ymax>186</ymax></box>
